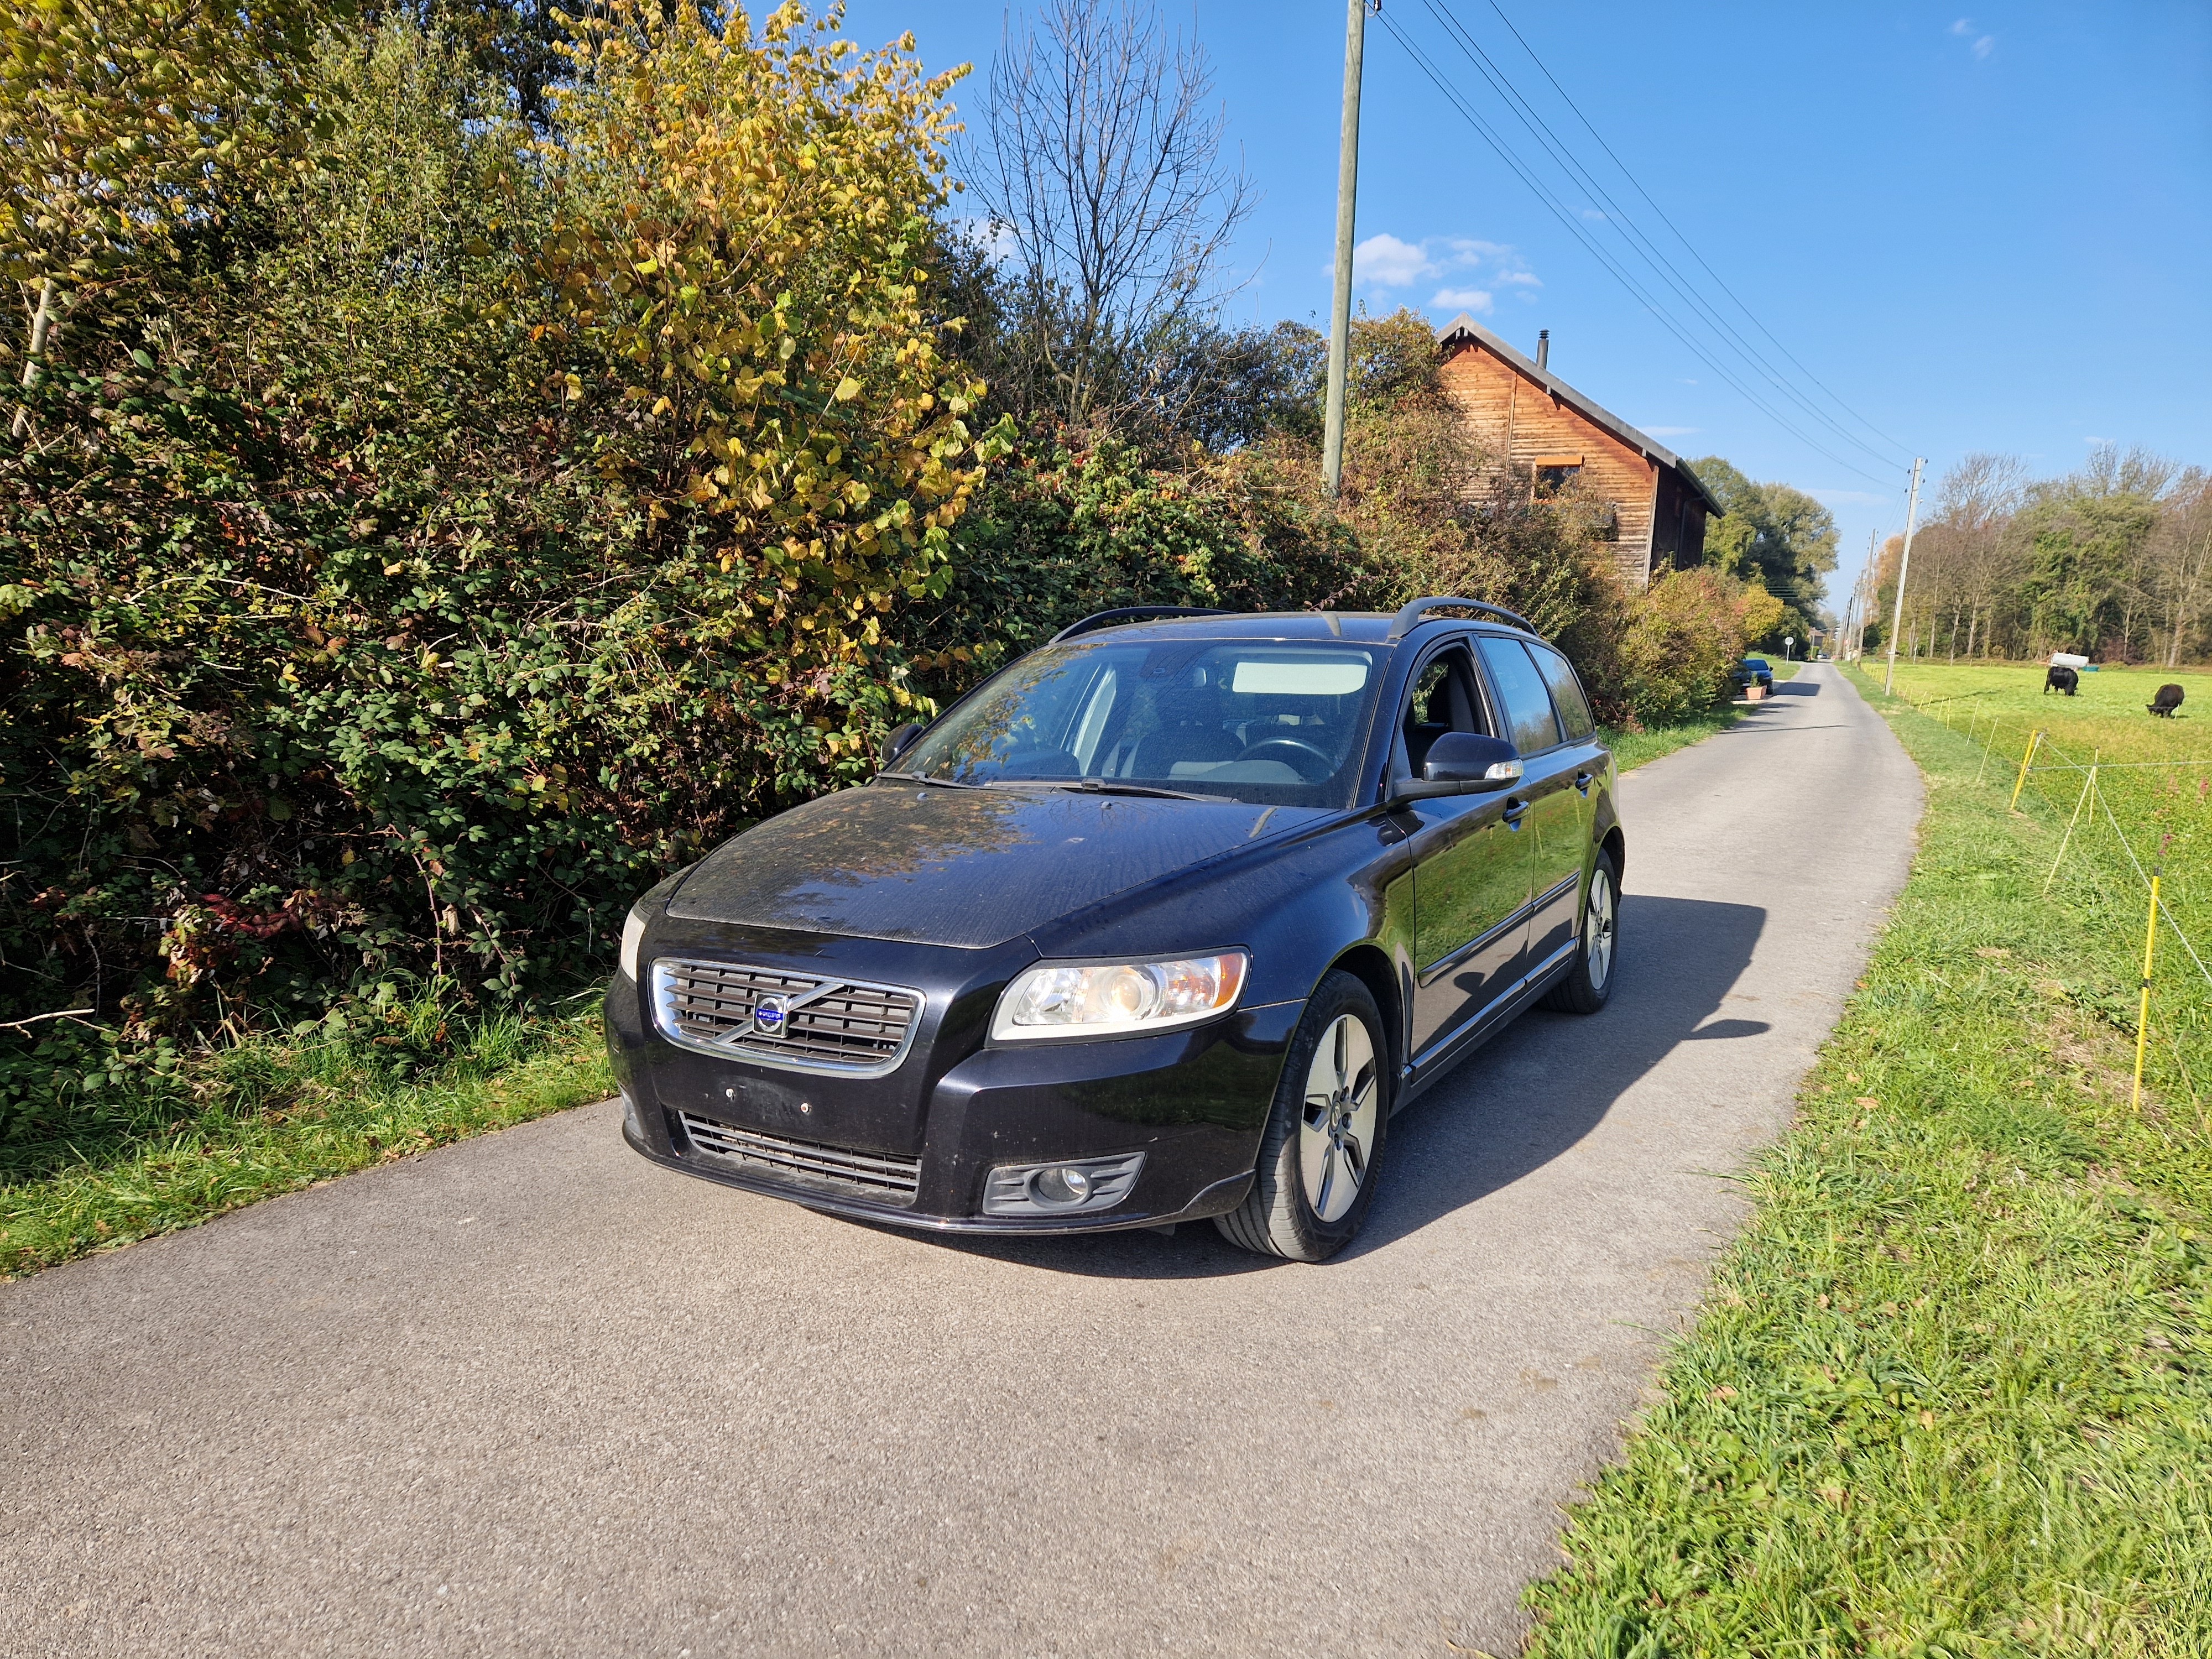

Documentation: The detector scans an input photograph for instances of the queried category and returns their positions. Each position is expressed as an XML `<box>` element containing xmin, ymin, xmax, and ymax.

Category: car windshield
<box><xmin>1743</xmin><ymin>658</ymin><xmax>1770</xmax><ymax>670</ymax></box>
<box><xmin>889</xmin><ymin>638</ymin><xmax>1387</xmax><ymax>807</ymax></box>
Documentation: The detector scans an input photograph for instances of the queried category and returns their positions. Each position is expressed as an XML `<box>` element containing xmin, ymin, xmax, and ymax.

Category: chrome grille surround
<box><xmin>650</xmin><ymin>959</ymin><xmax>923</xmax><ymax>1078</ymax></box>
<box><xmin>679</xmin><ymin>1113</ymin><xmax>922</xmax><ymax>1203</ymax></box>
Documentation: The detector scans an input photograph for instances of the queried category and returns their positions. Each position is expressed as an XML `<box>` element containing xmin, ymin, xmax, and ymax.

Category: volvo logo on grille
<box><xmin>753</xmin><ymin>996</ymin><xmax>790</xmax><ymax>1038</ymax></box>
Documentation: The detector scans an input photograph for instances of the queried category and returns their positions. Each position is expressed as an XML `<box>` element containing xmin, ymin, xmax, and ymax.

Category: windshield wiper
<box><xmin>1051</xmin><ymin>779</ymin><xmax>1207</xmax><ymax>801</ymax></box>
<box><xmin>879</xmin><ymin>771</ymin><xmax>985</xmax><ymax>790</ymax></box>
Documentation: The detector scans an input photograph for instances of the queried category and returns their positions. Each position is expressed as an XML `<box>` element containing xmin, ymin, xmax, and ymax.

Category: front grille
<box><xmin>678</xmin><ymin>1113</ymin><xmax>922</xmax><ymax>1203</ymax></box>
<box><xmin>652</xmin><ymin>959</ymin><xmax>922</xmax><ymax>1076</ymax></box>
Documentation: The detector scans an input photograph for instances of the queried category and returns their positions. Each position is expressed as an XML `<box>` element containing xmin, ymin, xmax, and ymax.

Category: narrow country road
<box><xmin>3</xmin><ymin>664</ymin><xmax>1921</xmax><ymax>1657</ymax></box>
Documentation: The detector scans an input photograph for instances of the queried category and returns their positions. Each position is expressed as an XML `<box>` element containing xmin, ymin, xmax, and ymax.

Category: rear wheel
<box><xmin>1214</xmin><ymin>972</ymin><xmax>1390</xmax><ymax>1262</ymax></box>
<box><xmin>1541</xmin><ymin>847</ymin><xmax>1620</xmax><ymax>1014</ymax></box>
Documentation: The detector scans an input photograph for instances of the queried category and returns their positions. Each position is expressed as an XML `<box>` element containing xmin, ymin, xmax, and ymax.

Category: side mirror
<box><xmin>1424</xmin><ymin>732</ymin><xmax>1522</xmax><ymax>788</ymax></box>
<box><xmin>879</xmin><ymin>721</ymin><xmax>925</xmax><ymax>769</ymax></box>
<box><xmin>1388</xmin><ymin>733</ymin><xmax>1523</xmax><ymax>804</ymax></box>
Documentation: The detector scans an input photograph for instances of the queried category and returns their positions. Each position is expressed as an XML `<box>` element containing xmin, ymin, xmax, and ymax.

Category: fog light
<box><xmin>982</xmin><ymin>1152</ymin><xmax>1146</xmax><ymax>1217</ymax></box>
<box><xmin>1031</xmin><ymin>1166</ymin><xmax>1093</xmax><ymax>1207</ymax></box>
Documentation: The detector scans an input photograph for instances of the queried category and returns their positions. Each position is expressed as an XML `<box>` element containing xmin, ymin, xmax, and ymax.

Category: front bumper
<box><xmin>609</xmin><ymin>974</ymin><xmax>1302</xmax><ymax>1235</ymax></box>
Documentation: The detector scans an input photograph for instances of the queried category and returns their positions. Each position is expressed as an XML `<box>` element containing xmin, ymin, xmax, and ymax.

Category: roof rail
<box><xmin>1048</xmin><ymin>606</ymin><xmax>1228</xmax><ymax>645</ymax></box>
<box><xmin>1385</xmin><ymin>597</ymin><xmax>1536</xmax><ymax>641</ymax></box>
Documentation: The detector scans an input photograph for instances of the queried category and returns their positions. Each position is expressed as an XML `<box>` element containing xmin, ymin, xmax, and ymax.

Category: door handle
<box><xmin>1501</xmin><ymin>796</ymin><xmax>1528</xmax><ymax>825</ymax></box>
<box><xmin>1574</xmin><ymin>770</ymin><xmax>1594</xmax><ymax>796</ymax></box>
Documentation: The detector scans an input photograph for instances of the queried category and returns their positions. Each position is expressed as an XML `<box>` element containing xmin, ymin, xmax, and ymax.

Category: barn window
<box><xmin>1533</xmin><ymin>460</ymin><xmax>1582</xmax><ymax>498</ymax></box>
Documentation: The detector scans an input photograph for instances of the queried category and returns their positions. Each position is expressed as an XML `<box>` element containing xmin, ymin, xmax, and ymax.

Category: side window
<box><xmin>1399</xmin><ymin>646</ymin><xmax>1486</xmax><ymax>776</ymax></box>
<box><xmin>1477</xmin><ymin>637</ymin><xmax>1563</xmax><ymax>755</ymax></box>
<box><xmin>1530</xmin><ymin>645</ymin><xmax>1596</xmax><ymax>742</ymax></box>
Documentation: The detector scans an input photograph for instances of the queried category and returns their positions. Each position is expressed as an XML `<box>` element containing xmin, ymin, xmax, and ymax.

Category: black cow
<box><xmin>2150</xmin><ymin>683</ymin><xmax>2184</xmax><ymax>718</ymax></box>
<box><xmin>2044</xmin><ymin>665</ymin><xmax>2079</xmax><ymax>696</ymax></box>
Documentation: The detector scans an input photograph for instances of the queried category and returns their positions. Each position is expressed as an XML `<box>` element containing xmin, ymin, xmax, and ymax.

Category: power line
<box><xmin>1418</xmin><ymin>0</ymin><xmax>1917</xmax><ymax>473</ymax></box>
<box><xmin>1469</xmin><ymin>0</ymin><xmax>1919</xmax><ymax>467</ymax></box>
<box><xmin>1374</xmin><ymin>11</ymin><xmax>1900</xmax><ymax>489</ymax></box>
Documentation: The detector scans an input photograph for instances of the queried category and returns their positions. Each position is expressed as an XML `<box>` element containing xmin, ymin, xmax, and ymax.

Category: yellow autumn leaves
<box><xmin>531</xmin><ymin>2</ymin><xmax>1009</xmax><ymax>688</ymax></box>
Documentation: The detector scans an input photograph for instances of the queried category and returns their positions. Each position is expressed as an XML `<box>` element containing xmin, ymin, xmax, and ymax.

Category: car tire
<box><xmin>1540</xmin><ymin>847</ymin><xmax>1621</xmax><ymax>1015</ymax></box>
<box><xmin>1213</xmin><ymin>971</ymin><xmax>1391</xmax><ymax>1263</ymax></box>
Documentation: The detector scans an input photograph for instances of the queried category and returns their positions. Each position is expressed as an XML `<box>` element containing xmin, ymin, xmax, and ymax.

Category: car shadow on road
<box><xmin>904</xmin><ymin>894</ymin><xmax>1765</xmax><ymax>1280</ymax></box>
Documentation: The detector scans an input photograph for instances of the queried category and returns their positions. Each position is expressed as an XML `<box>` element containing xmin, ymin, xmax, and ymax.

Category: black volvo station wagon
<box><xmin>606</xmin><ymin>598</ymin><xmax>1624</xmax><ymax>1260</ymax></box>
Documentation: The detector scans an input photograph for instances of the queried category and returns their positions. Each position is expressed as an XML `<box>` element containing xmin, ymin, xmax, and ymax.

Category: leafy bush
<box><xmin>0</xmin><ymin>10</ymin><xmax>1000</xmax><ymax>1073</ymax></box>
<box><xmin>1620</xmin><ymin>568</ymin><xmax>1757</xmax><ymax>724</ymax></box>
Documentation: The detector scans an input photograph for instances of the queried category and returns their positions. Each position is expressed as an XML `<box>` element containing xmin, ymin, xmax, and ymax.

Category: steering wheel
<box><xmin>1234</xmin><ymin>737</ymin><xmax>1333</xmax><ymax>781</ymax></box>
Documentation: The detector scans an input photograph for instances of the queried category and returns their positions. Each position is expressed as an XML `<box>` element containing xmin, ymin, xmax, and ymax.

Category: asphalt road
<box><xmin>3</xmin><ymin>664</ymin><xmax>1922</xmax><ymax>1658</ymax></box>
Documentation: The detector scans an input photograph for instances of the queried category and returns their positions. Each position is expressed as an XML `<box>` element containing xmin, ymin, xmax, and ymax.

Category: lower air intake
<box><xmin>678</xmin><ymin>1113</ymin><xmax>922</xmax><ymax>1204</ymax></box>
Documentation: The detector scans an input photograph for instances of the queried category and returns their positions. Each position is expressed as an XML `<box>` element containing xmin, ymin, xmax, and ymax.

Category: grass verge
<box><xmin>0</xmin><ymin>1003</ymin><xmax>611</xmax><ymax>1278</ymax></box>
<box><xmin>1521</xmin><ymin>668</ymin><xmax>2212</xmax><ymax>1656</ymax></box>
<box><xmin>1605</xmin><ymin>708</ymin><xmax>1748</xmax><ymax>774</ymax></box>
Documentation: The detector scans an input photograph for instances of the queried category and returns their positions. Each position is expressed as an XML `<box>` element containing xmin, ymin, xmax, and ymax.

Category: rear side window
<box><xmin>1477</xmin><ymin>637</ymin><xmax>1563</xmax><ymax>754</ymax></box>
<box><xmin>1530</xmin><ymin>645</ymin><xmax>1596</xmax><ymax>741</ymax></box>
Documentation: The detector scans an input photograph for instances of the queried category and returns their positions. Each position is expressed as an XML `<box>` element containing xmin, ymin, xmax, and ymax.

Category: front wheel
<box><xmin>1214</xmin><ymin>972</ymin><xmax>1390</xmax><ymax>1262</ymax></box>
<box><xmin>1541</xmin><ymin>847</ymin><xmax>1620</xmax><ymax>1014</ymax></box>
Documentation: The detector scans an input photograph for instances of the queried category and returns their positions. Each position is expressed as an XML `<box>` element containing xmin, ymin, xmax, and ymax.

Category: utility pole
<box><xmin>1321</xmin><ymin>0</ymin><xmax>1370</xmax><ymax>496</ymax></box>
<box><xmin>1882</xmin><ymin>459</ymin><xmax>1924</xmax><ymax>696</ymax></box>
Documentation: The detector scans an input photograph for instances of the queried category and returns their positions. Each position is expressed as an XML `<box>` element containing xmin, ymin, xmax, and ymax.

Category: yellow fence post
<box><xmin>2008</xmin><ymin>729</ymin><xmax>2043</xmax><ymax>812</ymax></box>
<box><xmin>1976</xmin><ymin>720</ymin><xmax>1999</xmax><ymax>786</ymax></box>
<box><xmin>2133</xmin><ymin>863</ymin><xmax>2163</xmax><ymax>1113</ymax></box>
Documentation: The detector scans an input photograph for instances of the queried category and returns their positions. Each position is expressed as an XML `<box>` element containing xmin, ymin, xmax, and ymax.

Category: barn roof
<box><xmin>1434</xmin><ymin>312</ymin><xmax>1726</xmax><ymax>518</ymax></box>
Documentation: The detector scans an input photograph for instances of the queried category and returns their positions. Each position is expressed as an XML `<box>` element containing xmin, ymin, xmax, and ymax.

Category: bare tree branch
<box><xmin>967</xmin><ymin>0</ymin><xmax>1254</xmax><ymax>432</ymax></box>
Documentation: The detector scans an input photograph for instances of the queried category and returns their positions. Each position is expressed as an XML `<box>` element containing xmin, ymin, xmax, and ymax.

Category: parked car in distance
<box><xmin>606</xmin><ymin>599</ymin><xmax>1626</xmax><ymax>1261</ymax></box>
<box><xmin>1733</xmin><ymin>657</ymin><xmax>1775</xmax><ymax>694</ymax></box>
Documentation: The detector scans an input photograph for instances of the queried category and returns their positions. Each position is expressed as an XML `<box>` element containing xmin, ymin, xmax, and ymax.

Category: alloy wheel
<box><xmin>1300</xmin><ymin>1014</ymin><xmax>1378</xmax><ymax>1223</ymax></box>
<box><xmin>1585</xmin><ymin>867</ymin><xmax>1616</xmax><ymax>990</ymax></box>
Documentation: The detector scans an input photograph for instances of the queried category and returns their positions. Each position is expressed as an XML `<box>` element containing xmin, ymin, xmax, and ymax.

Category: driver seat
<box><xmin>1123</xmin><ymin>683</ymin><xmax>1239</xmax><ymax>779</ymax></box>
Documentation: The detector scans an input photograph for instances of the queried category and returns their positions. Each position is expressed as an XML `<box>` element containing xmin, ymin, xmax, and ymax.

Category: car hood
<box><xmin>667</xmin><ymin>785</ymin><xmax>1322</xmax><ymax>949</ymax></box>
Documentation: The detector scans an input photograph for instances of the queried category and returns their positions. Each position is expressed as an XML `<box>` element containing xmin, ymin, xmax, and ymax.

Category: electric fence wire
<box><xmin>1417</xmin><ymin>0</ymin><xmax>1913</xmax><ymax>476</ymax></box>
<box><xmin>1467</xmin><ymin>0</ymin><xmax>1919</xmax><ymax>467</ymax></box>
<box><xmin>2031</xmin><ymin>733</ymin><xmax>2212</xmax><ymax>994</ymax></box>
<box><xmin>1373</xmin><ymin>11</ymin><xmax>1903</xmax><ymax>489</ymax></box>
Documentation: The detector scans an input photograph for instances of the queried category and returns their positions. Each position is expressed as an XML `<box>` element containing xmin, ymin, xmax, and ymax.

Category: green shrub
<box><xmin>0</xmin><ymin>11</ymin><xmax>998</xmax><ymax>1082</ymax></box>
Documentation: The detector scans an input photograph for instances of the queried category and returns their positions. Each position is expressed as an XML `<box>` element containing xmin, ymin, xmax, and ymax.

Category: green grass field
<box><xmin>0</xmin><ymin>1005</ymin><xmax>611</xmax><ymax>1278</ymax></box>
<box><xmin>1522</xmin><ymin>662</ymin><xmax>2212</xmax><ymax>1657</ymax></box>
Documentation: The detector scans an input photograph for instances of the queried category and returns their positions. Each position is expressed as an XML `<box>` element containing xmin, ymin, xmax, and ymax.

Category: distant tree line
<box><xmin>1866</xmin><ymin>448</ymin><xmax>2210</xmax><ymax>665</ymax></box>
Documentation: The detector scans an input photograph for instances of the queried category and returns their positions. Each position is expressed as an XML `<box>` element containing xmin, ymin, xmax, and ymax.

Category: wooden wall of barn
<box><xmin>1437</xmin><ymin>340</ymin><xmax>1659</xmax><ymax>588</ymax></box>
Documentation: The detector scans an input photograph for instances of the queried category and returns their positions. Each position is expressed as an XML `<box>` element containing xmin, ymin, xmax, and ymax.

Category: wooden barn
<box><xmin>1434</xmin><ymin>312</ymin><xmax>1721</xmax><ymax>588</ymax></box>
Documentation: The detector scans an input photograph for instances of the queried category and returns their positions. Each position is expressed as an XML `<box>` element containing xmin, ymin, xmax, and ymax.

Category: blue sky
<box><xmin>838</xmin><ymin>0</ymin><xmax>2212</xmax><ymax>613</ymax></box>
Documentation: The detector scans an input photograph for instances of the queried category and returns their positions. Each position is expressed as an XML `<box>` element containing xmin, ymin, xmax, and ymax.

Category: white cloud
<box><xmin>2084</xmin><ymin>435</ymin><xmax>2114</xmax><ymax>445</ymax></box>
<box><xmin>1951</xmin><ymin>19</ymin><xmax>1994</xmax><ymax>55</ymax></box>
<box><xmin>1441</xmin><ymin>237</ymin><xmax>1511</xmax><ymax>263</ymax></box>
<box><xmin>1578</xmin><ymin>207</ymin><xmax>1608</xmax><ymax>222</ymax></box>
<box><xmin>1351</xmin><ymin>233</ymin><xmax>1538</xmax><ymax>298</ymax></box>
<box><xmin>1430</xmin><ymin>287</ymin><xmax>1494</xmax><ymax>314</ymax></box>
<box><xmin>1352</xmin><ymin>233</ymin><xmax>1434</xmax><ymax>288</ymax></box>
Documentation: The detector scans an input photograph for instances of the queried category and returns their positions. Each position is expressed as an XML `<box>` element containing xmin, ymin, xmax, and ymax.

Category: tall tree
<box><xmin>965</xmin><ymin>0</ymin><xmax>1253</xmax><ymax>434</ymax></box>
<box><xmin>1689</xmin><ymin>455</ymin><xmax>1839</xmax><ymax>633</ymax></box>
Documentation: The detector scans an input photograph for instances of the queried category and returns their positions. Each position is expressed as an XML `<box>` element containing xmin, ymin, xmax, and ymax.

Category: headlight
<box><xmin>990</xmin><ymin>951</ymin><xmax>1247</xmax><ymax>1042</ymax></box>
<box><xmin>618</xmin><ymin>905</ymin><xmax>648</xmax><ymax>982</ymax></box>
